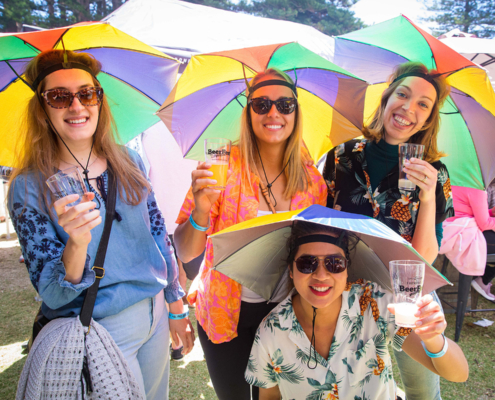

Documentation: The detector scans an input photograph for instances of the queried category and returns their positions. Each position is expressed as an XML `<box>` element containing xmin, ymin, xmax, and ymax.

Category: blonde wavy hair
<box><xmin>363</xmin><ymin>61</ymin><xmax>450</xmax><ymax>162</ymax></box>
<box><xmin>8</xmin><ymin>49</ymin><xmax>150</xmax><ymax>208</ymax></box>
<box><xmin>238</xmin><ymin>68</ymin><xmax>310</xmax><ymax>199</ymax></box>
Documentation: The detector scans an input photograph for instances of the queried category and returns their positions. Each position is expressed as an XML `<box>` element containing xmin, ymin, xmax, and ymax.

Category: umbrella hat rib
<box><xmin>211</xmin><ymin>206</ymin><xmax>450</xmax><ymax>301</ymax></box>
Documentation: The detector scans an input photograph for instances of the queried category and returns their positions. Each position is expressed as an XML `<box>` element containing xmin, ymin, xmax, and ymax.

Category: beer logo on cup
<box><xmin>207</xmin><ymin>149</ymin><xmax>230</xmax><ymax>156</ymax></box>
<box><xmin>399</xmin><ymin>285</ymin><xmax>422</xmax><ymax>297</ymax></box>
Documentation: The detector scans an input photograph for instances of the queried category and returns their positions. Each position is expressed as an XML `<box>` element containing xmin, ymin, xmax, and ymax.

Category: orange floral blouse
<box><xmin>176</xmin><ymin>146</ymin><xmax>327</xmax><ymax>344</ymax></box>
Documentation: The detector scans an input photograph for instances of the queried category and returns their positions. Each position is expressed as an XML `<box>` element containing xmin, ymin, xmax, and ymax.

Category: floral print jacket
<box><xmin>176</xmin><ymin>146</ymin><xmax>327</xmax><ymax>344</ymax></box>
<box><xmin>322</xmin><ymin>139</ymin><xmax>454</xmax><ymax>242</ymax></box>
<box><xmin>245</xmin><ymin>281</ymin><xmax>411</xmax><ymax>400</ymax></box>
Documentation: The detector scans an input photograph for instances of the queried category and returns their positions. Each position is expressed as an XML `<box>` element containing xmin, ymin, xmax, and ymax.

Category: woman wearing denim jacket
<box><xmin>8</xmin><ymin>49</ymin><xmax>194</xmax><ymax>400</ymax></box>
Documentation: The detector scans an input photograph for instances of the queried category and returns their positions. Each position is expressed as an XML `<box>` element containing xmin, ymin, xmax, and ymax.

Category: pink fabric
<box><xmin>440</xmin><ymin>217</ymin><xmax>487</xmax><ymax>276</ymax></box>
<box><xmin>447</xmin><ymin>186</ymin><xmax>495</xmax><ymax>232</ymax></box>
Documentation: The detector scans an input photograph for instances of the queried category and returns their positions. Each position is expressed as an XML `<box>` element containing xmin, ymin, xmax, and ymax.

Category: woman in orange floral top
<box><xmin>174</xmin><ymin>68</ymin><xmax>327</xmax><ymax>400</ymax></box>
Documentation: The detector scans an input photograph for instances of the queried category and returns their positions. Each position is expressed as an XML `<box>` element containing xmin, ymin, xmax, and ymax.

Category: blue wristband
<box><xmin>422</xmin><ymin>334</ymin><xmax>448</xmax><ymax>358</ymax></box>
<box><xmin>169</xmin><ymin>309</ymin><xmax>189</xmax><ymax>320</ymax></box>
<box><xmin>189</xmin><ymin>213</ymin><xmax>209</xmax><ymax>232</ymax></box>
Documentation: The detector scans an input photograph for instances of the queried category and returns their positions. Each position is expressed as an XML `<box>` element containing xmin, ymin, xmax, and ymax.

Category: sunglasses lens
<box><xmin>45</xmin><ymin>90</ymin><xmax>72</xmax><ymax>108</ymax></box>
<box><xmin>250</xmin><ymin>98</ymin><xmax>271</xmax><ymax>114</ymax></box>
<box><xmin>79</xmin><ymin>88</ymin><xmax>101</xmax><ymax>106</ymax></box>
<box><xmin>325</xmin><ymin>256</ymin><xmax>347</xmax><ymax>273</ymax></box>
<box><xmin>295</xmin><ymin>255</ymin><xmax>347</xmax><ymax>274</ymax></box>
<box><xmin>275</xmin><ymin>99</ymin><xmax>296</xmax><ymax>115</ymax></box>
<box><xmin>295</xmin><ymin>256</ymin><xmax>318</xmax><ymax>274</ymax></box>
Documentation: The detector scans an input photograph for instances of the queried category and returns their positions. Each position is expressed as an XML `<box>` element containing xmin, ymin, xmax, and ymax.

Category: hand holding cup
<box><xmin>53</xmin><ymin>192</ymin><xmax>102</xmax><ymax>247</ymax></box>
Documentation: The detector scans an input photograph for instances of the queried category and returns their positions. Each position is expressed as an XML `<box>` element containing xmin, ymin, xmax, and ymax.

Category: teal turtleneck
<box><xmin>365</xmin><ymin>139</ymin><xmax>399</xmax><ymax>191</ymax></box>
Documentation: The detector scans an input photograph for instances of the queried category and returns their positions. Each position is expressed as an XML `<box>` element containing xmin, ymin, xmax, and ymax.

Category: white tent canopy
<box><xmin>104</xmin><ymin>0</ymin><xmax>335</xmax><ymax>62</ymax></box>
<box><xmin>439</xmin><ymin>30</ymin><xmax>495</xmax><ymax>87</ymax></box>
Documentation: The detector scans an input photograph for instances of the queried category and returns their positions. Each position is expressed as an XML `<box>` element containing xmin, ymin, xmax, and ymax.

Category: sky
<box><xmin>351</xmin><ymin>0</ymin><xmax>434</xmax><ymax>33</ymax></box>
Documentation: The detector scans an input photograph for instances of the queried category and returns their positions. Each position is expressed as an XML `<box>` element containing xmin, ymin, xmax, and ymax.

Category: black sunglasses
<box><xmin>248</xmin><ymin>97</ymin><xmax>297</xmax><ymax>115</ymax></box>
<box><xmin>42</xmin><ymin>87</ymin><xmax>104</xmax><ymax>109</ymax></box>
<box><xmin>295</xmin><ymin>254</ymin><xmax>348</xmax><ymax>274</ymax></box>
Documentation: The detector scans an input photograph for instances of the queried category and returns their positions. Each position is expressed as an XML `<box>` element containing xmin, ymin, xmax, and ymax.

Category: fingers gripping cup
<box><xmin>398</xmin><ymin>143</ymin><xmax>425</xmax><ymax>191</ymax></box>
<box><xmin>46</xmin><ymin>166</ymin><xmax>88</xmax><ymax>206</ymax></box>
<box><xmin>390</xmin><ymin>260</ymin><xmax>425</xmax><ymax>328</ymax></box>
<box><xmin>204</xmin><ymin>138</ymin><xmax>231</xmax><ymax>190</ymax></box>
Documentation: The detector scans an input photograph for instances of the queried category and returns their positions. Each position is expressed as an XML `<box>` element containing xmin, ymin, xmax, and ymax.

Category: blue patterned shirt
<box><xmin>8</xmin><ymin>149</ymin><xmax>184</xmax><ymax>320</ymax></box>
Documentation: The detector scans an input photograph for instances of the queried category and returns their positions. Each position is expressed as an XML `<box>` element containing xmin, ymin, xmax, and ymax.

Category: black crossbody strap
<box><xmin>80</xmin><ymin>167</ymin><xmax>117</xmax><ymax>327</ymax></box>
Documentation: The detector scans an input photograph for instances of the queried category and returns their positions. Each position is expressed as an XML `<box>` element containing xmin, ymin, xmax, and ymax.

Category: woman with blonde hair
<box><xmin>174</xmin><ymin>67</ymin><xmax>327</xmax><ymax>399</ymax></box>
<box><xmin>8</xmin><ymin>49</ymin><xmax>193</xmax><ymax>400</ymax></box>
<box><xmin>322</xmin><ymin>61</ymin><xmax>454</xmax><ymax>400</ymax></box>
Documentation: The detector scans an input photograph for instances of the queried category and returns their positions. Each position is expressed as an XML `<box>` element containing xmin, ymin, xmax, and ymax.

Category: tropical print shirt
<box><xmin>176</xmin><ymin>146</ymin><xmax>327</xmax><ymax>344</ymax></box>
<box><xmin>322</xmin><ymin>139</ymin><xmax>454</xmax><ymax>242</ymax></box>
<box><xmin>245</xmin><ymin>280</ymin><xmax>411</xmax><ymax>400</ymax></box>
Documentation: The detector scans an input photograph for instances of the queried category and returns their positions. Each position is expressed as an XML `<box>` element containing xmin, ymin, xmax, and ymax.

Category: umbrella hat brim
<box><xmin>212</xmin><ymin>205</ymin><xmax>450</xmax><ymax>301</ymax></box>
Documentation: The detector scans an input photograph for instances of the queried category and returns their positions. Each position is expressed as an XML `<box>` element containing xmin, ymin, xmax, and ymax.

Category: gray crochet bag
<box><xmin>16</xmin><ymin>167</ymin><xmax>143</xmax><ymax>400</ymax></box>
<box><xmin>16</xmin><ymin>317</ymin><xmax>144</xmax><ymax>400</ymax></box>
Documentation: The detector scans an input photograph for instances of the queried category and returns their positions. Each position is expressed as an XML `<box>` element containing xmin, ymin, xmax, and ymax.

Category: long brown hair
<box><xmin>8</xmin><ymin>49</ymin><xmax>150</xmax><ymax>207</ymax></box>
<box><xmin>362</xmin><ymin>62</ymin><xmax>450</xmax><ymax>162</ymax></box>
<box><xmin>238</xmin><ymin>67</ymin><xmax>310</xmax><ymax>199</ymax></box>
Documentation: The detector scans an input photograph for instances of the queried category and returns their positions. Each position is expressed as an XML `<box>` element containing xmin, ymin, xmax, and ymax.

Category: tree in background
<box><xmin>1</xmin><ymin>0</ymin><xmax>364</xmax><ymax>36</ymax></box>
<box><xmin>0</xmin><ymin>0</ymin><xmax>34</xmax><ymax>32</ymax></box>
<box><xmin>235</xmin><ymin>0</ymin><xmax>364</xmax><ymax>36</ymax></box>
<box><xmin>0</xmin><ymin>0</ymin><xmax>125</xmax><ymax>32</ymax></box>
<box><xmin>423</xmin><ymin>0</ymin><xmax>495</xmax><ymax>38</ymax></box>
<box><xmin>183</xmin><ymin>0</ymin><xmax>364</xmax><ymax>36</ymax></box>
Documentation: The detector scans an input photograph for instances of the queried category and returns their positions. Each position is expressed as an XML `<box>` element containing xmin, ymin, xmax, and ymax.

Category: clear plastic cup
<box><xmin>46</xmin><ymin>166</ymin><xmax>88</xmax><ymax>206</ymax></box>
<box><xmin>398</xmin><ymin>143</ymin><xmax>425</xmax><ymax>191</ymax></box>
<box><xmin>204</xmin><ymin>138</ymin><xmax>231</xmax><ymax>190</ymax></box>
<box><xmin>389</xmin><ymin>260</ymin><xmax>425</xmax><ymax>327</ymax></box>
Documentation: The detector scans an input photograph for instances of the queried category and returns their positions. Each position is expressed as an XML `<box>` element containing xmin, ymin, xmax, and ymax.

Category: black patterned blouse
<box><xmin>322</xmin><ymin>139</ymin><xmax>454</xmax><ymax>242</ymax></box>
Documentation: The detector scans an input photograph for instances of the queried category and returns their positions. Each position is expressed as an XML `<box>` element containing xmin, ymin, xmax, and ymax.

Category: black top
<box><xmin>322</xmin><ymin>138</ymin><xmax>454</xmax><ymax>242</ymax></box>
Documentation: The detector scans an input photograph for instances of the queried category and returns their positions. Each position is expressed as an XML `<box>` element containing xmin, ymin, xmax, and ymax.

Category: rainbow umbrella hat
<box><xmin>0</xmin><ymin>22</ymin><xmax>179</xmax><ymax>167</ymax></box>
<box><xmin>333</xmin><ymin>15</ymin><xmax>495</xmax><ymax>190</ymax></box>
<box><xmin>211</xmin><ymin>205</ymin><xmax>450</xmax><ymax>301</ymax></box>
<box><xmin>157</xmin><ymin>42</ymin><xmax>368</xmax><ymax>163</ymax></box>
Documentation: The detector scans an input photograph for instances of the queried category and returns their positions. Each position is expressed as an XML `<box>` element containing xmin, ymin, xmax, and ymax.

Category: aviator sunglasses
<box><xmin>248</xmin><ymin>97</ymin><xmax>297</xmax><ymax>115</ymax></box>
<box><xmin>41</xmin><ymin>87</ymin><xmax>104</xmax><ymax>109</ymax></box>
<box><xmin>295</xmin><ymin>254</ymin><xmax>348</xmax><ymax>274</ymax></box>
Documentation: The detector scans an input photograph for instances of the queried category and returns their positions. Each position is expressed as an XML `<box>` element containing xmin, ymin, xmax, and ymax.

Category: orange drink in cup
<box><xmin>204</xmin><ymin>138</ymin><xmax>231</xmax><ymax>190</ymax></box>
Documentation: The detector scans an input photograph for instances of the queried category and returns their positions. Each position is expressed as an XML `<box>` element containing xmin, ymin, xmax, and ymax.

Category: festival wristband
<box><xmin>422</xmin><ymin>334</ymin><xmax>448</xmax><ymax>358</ymax></box>
<box><xmin>169</xmin><ymin>309</ymin><xmax>189</xmax><ymax>320</ymax></box>
<box><xmin>189</xmin><ymin>213</ymin><xmax>209</xmax><ymax>232</ymax></box>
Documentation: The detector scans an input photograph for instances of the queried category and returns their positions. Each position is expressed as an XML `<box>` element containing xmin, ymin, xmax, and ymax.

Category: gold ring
<box><xmin>422</xmin><ymin>175</ymin><xmax>427</xmax><ymax>183</ymax></box>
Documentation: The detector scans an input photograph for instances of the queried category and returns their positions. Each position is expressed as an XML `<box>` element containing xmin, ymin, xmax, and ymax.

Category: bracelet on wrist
<box><xmin>169</xmin><ymin>309</ymin><xmax>189</xmax><ymax>320</ymax></box>
<box><xmin>422</xmin><ymin>334</ymin><xmax>448</xmax><ymax>358</ymax></box>
<box><xmin>189</xmin><ymin>213</ymin><xmax>209</xmax><ymax>232</ymax></box>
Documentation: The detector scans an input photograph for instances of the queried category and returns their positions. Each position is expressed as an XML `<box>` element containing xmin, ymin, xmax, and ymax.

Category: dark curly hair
<box><xmin>286</xmin><ymin>221</ymin><xmax>359</xmax><ymax>272</ymax></box>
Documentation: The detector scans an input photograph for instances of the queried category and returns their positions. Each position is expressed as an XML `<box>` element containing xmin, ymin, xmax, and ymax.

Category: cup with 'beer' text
<box><xmin>389</xmin><ymin>260</ymin><xmax>425</xmax><ymax>328</ymax></box>
<box><xmin>204</xmin><ymin>138</ymin><xmax>231</xmax><ymax>190</ymax></box>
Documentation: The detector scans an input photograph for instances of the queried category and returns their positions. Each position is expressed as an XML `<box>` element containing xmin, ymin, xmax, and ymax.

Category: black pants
<box><xmin>482</xmin><ymin>230</ymin><xmax>495</xmax><ymax>285</ymax></box>
<box><xmin>197</xmin><ymin>301</ymin><xmax>278</xmax><ymax>400</ymax></box>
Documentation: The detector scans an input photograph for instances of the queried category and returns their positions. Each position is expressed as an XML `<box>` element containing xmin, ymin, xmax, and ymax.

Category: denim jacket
<box><xmin>9</xmin><ymin>149</ymin><xmax>184</xmax><ymax>320</ymax></box>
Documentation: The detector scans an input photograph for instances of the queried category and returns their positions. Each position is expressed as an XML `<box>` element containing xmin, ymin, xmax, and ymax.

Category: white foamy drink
<box><xmin>398</xmin><ymin>178</ymin><xmax>415</xmax><ymax>191</ymax></box>
<box><xmin>394</xmin><ymin>302</ymin><xmax>419</xmax><ymax>327</ymax></box>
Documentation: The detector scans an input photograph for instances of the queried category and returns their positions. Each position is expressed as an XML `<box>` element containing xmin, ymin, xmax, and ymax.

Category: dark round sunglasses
<box><xmin>42</xmin><ymin>87</ymin><xmax>104</xmax><ymax>109</ymax></box>
<box><xmin>248</xmin><ymin>97</ymin><xmax>297</xmax><ymax>115</ymax></box>
<box><xmin>295</xmin><ymin>254</ymin><xmax>348</xmax><ymax>274</ymax></box>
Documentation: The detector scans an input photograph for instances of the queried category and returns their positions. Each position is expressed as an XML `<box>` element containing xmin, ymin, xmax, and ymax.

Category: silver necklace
<box><xmin>60</xmin><ymin>156</ymin><xmax>98</xmax><ymax>171</ymax></box>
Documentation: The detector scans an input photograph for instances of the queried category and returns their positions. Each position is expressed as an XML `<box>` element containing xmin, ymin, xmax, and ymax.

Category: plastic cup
<box><xmin>46</xmin><ymin>166</ymin><xmax>88</xmax><ymax>206</ymax></box>
<box><xmin>389</xmin><ymin>260</ymin><xmax>425</xmax><ymax>328</ymax></box>
<box><xmin>398</xmin><ymin>143</ymin><xmax>425</xmax><ymax>191</ymax></box>
<box><xmin>204</xmin><ymin>138</ymin><xmax>231</xmax><ymax>190</ymax></box>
